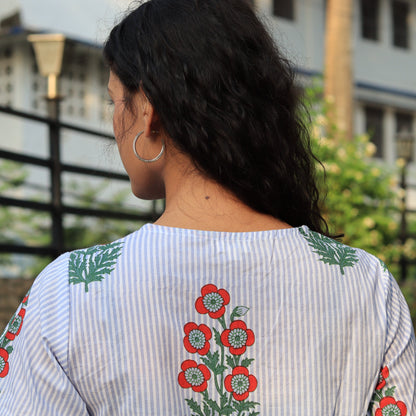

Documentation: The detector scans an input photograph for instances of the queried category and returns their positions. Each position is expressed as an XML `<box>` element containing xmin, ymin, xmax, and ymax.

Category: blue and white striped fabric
<box><xmin>0</xmin><ymin>224</ymin><xmax>415</xmax><ymax>415</ymax></box>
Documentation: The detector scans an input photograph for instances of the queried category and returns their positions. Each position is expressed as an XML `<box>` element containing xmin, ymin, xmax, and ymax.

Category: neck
<box><xmin>154</xmin><ymin>151</ymin><xmax>291</xmax><ymax>232</ymax></box>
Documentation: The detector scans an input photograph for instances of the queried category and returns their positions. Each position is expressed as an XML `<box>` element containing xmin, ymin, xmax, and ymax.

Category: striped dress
<box><xmin>0</xmin><ymin>224</ymin><xmax>415</xmax><ymax>415</ymax></box>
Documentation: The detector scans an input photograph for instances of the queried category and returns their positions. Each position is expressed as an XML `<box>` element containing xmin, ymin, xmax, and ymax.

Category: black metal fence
<box><xmin>0</xmin><ymin>105</ymin><xmax>415</xmax><ymax>280</ymax></box>
<box><xmin>0</xmin><ymin>105</ymin><xmax>158</xmax><ymax>260</ymax></box>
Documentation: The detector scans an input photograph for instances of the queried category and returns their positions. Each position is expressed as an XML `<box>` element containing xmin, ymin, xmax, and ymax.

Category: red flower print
<box><xmin>195</xmin><ymin>284</ymin><xmax>230</xmax><ymax>319</ymax></box>
<box><xmin>375</xmin><ymin>397</ymin><xmax>407</xmax><ymax>416</ymax></box>
<box><xmin>221</xmin><ymin>320</ymin><xmax>255</xmax><ymax>355</ymax></box>
<box><xmin>224</xmin><ymin>366</ymin><xmax>257</xmax><ymax>401</ymax></box>
<box><xmin>5</xmin><ymin>308</ymin><xmax>26</xmax><ymax>341</ymax></box>
<box><xmin>376</xmin><ymin>366</ymin><xmax>389</xmax><ymax>390</ymax></box>
<box><xmin>0</xmin><ymin>348</ymin><xmax>9</xmax><ymax>378</ymax></box>
<box><xmin>183</xmin><ymin>322</ymin><xmax>212</xmax><ymax>355</ymax></box>
<box><xmin>178</xmin><ymin>360</ymin><xmax>211</xmax><ymax>392</ymax></box>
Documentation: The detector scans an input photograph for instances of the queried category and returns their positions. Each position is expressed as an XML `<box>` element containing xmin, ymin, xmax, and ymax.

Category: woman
<box><xmin>0</xmin><ymin>0</ymin><xmax>414</xmax><ymax>414</ymax></box>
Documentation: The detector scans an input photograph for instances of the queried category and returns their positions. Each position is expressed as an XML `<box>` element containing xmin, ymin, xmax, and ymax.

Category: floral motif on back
<box><xmin>0</xmin><ymin>291</ymin><xmax>30</xmax><ymax>387</ymax></box>
<box><xmin>179</xmin><ymin>284</ymin><xmax>259</xmax><ymax>416</ymax></box>
<box><xmin>368</xmin><ymin>366</ymin><xmax>407</xmax><ymax>415</ymax></box>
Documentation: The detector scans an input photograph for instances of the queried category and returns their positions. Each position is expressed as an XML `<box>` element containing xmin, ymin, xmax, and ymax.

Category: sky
<box><xmin>0</xmin><ymin>0</ymin><xmax>135</xmax><ymax>44</ymax></box>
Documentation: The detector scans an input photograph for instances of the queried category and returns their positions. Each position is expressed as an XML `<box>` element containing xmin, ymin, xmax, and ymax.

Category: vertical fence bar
<box><xmin>399</xmin><ymin>163</ymin><xmax>408</xmax><ymax>282</ymax></box>
<box><xmin>47</xmin><ymin>98</ymin><xmax>64</xmax><ymax>256</ymax></box>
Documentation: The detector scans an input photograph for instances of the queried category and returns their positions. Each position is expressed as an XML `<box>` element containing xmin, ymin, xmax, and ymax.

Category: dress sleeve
<box><xmin>0</xmin><ymin>253</ymin><xmax>88</xmax><ymax>415</ymax></box>
<box><xmin>368</xmin><ymin>267</ymin><xmax>416</xmax><ymax>416</ymax></box>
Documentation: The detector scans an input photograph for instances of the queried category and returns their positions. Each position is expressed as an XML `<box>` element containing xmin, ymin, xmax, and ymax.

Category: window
<box><xmin>273</xmin><ymin>0</ymin><xmax>294</xmax><ymax>20</ymax></box>
<box><xmin>360</xmin><ymin>0</ymin><xmax>380</xmax><ymax>40</ymax></box>
<box><xmin>365</xmin><ymin>106</ymin><xmax>384</xmax><ymax>158</ymax></box>
<box><xmin>396</xmin><ymin>112</ymin><xmax>413</xmax><ymax>161</ymax></box>
<box><xmin>392</xmin><ymin>0</ymin><xmax>410</xmax><ymax>48</ymax></box>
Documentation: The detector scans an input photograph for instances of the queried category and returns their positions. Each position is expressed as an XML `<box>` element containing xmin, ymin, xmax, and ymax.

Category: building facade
<box><xmin>0</xmin><ymin>0</ymin><xmax>415</xmax><ymax>198</ymax></box>
<box><xmin>0</xmin><ymin>25</ymin><xmax>133</xmax><ymax>212</ymax></box>
<box><xmin>258</xmin><ymin>0</ymin><xmax>415</xmax><ymax>165</ymax></box>
<box><xmin>0</xmin><ymin>29</ymin><xmax>113</xmax><ymax>161</ymax></box>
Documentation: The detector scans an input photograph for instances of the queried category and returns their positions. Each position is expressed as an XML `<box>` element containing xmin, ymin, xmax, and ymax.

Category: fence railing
<box><xmin>0</xmin><ymin>105</ymin><xmax>415</xmax><ymax>279</ymax></box>
<box><xmin>0</xmin><ymin>105</ymin><xmax>158</xmax><ymax>259</ymax></box>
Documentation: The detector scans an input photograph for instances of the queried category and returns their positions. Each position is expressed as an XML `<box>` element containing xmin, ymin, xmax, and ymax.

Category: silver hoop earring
<box><xmin>133</xmin><ymin>131</ymin><xmax>165</xmax><ymax>163</ymax></box>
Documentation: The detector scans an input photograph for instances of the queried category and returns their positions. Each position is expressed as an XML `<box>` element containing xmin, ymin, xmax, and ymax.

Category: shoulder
<box><xmin>66</xmin><ymin>229</ymin><xmax>147</xmax><ymax>294</ymax></box>
<box><xmin>27</xmin><ymin>228</ymin><xmax>147</xmax><ymax>302</ymax></box>
<box><xmin>296</xmin><ymin>226</ymin><xmax>386</xmax><ymax>277</ymax></box>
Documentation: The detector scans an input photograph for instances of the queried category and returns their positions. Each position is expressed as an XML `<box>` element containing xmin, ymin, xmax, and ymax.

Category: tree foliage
<box><xmin>0</xmin><ymin>160</ymin><xmax>144</xmax><ymax>278</ymax></box>
<box><xmin>305</xmin><ymin>83</ymin><xmax>415</xmax><ymax>272</ymax></box>
<box><xmin>305</xmin><ymin>82</ymin><xmax>416</xmax><ymax>323</ymax></box>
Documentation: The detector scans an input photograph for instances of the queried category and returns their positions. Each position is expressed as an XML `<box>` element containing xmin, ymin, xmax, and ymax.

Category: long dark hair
<box><xmin>104</xmin><ymin>0</ymin><xmax>329</xmax><ymax>235</ymax></box>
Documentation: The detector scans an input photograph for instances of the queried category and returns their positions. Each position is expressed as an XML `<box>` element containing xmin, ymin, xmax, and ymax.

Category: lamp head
<box><xmin>28</xmin><ymin>34</ymin><xmax>65</xmax><ymax>99</ymax></box>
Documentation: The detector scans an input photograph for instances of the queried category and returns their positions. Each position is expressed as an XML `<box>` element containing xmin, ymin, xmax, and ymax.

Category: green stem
<box><xmin>220</xmin><ymin>343</ymin><xmax>225</xmax><ymax>395</ymax></box>
<box><xmin>214</xmin><ymin>373</ymin><xmax>222</xmax><ymax>396</ymax></box>
<box><xmin>0</xmin><ymin>338</ymin><xmax>7</xmax><ymax>349</ymax></box>
<box><xmin>218</xmin><ymin>315</ymin><xmax>227</xmax><ymax>330</ymax></box>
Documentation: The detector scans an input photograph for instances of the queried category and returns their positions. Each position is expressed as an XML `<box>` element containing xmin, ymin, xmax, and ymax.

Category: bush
<box><xmin>305</xmin><ymin>83</ymin><xmax>415</xmax><ymax>276</ymax></box>
<box><xmin>304</xmin><ymin>82</ymin><xmax>416</xmax><ymax>324</ymax></box>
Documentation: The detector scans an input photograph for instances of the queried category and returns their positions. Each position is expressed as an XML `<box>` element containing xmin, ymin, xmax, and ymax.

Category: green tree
<box><xmin>0</xmin><ymin>160</ymin><xmax>145</xmax><ymax>278</ymax></box>
<box><xmin>305</xmin><ymin>83</ymin><xmax>416</xmax><ymax>323</ymax></box>
<box><xmin>305</xmin><ymin>84</ymin><xmax>402</xmax><ymax>265</ymax></box>
<box><xmin>0</xmin><ymin>161</ymin><xmax>35</xmax><ymax>268</ymax></box>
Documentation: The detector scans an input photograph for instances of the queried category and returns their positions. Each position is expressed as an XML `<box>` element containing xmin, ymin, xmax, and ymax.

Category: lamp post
<box><xmin>396</xmin><ymin>130</ymin><xmax>414</xmax><ymax>282</ymax></box>
<box><xmin>28</xmin><ymin>34</ymin><xmax>65</xmax><ymax>256</ymax></box>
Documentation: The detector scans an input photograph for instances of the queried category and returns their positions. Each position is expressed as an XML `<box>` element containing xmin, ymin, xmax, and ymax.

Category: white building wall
<box><xmin>261</xmin><ymin>0</ymin><xmax>325</xmax><ymax>72</ymax></box>
<box><xmin>262</xmin><ymin>0</ymin><xmax>416</xmax><ymax>208</ymax></box>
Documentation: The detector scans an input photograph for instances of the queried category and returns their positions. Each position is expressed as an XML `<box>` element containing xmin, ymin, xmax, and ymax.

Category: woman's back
<box><xmin>2</xmin><ymin>224</ymin><xmax>413</xmax><ymax>415</ymax></box>
<box><xmin>0</xmin><ymin>0</ymin><xmax>414</xmax><ymax>413</ymax></box>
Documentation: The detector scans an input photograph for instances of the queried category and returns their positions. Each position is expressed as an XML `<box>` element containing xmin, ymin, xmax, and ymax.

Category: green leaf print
<box><xmin>230</xmin><ymin>306</ymin><xmax>249</xmax><ymax>322</ymax></box>
<box><xmin>240</xmin><ymin>358</ymin><xmax>255</xmax><ymax>368</ymax></box>
<box><xmin>203</xmin><ymin>402</ymin><xmax>211</xmax><ymax>416</ymax></box>
<box><xmin>68</xmin><ymin>241</ymin><xmax>123</xmax><ymax>292</ymax></box>
<box><xmin>200</xmin><ymin>351</ymin><xmax>220</xmax><ymax>373</ymax></box>
<box><xmin>185</xmin><ymin>398</ymin><xmax>204</xmax><ymax>416</ymax></box>
<box><xmin>232</xmin><ymin>400</ymin><xmax>260</xmax><ymax>412</ymax></box>
<box><xmin>385</xmin><ymin>386</ymin><xmax>396</xmax><ymax>396</ymax></box>
<box><xmin>299</xmin><ymin>228</ymin><xmax>359</xmax><ymax>275</ymax></box>
<box><xmin>379</xmin><ymin>258</ymin><xmax>389</xmax><ymax>273</ymax></box>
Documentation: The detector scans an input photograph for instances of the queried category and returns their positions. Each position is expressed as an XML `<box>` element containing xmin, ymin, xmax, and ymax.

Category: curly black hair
<box><xmin>104</xmin><ymin>0</ymin><xmax>328</xmax><ymax>235</ymax></box>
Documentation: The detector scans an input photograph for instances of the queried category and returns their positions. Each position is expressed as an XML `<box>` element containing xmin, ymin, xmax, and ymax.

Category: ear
<box><xmin>141</xmin><ymin>94</ymin><xmax>161</xmax><ymax>138</ymax></box>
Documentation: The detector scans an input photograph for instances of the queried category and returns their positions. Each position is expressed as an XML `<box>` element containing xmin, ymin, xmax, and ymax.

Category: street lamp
<box><xmin>28</xmin><ymin>33</ymin><xmax>66</xmax><ymax>255</ymax></box>
<box><xmin>27</xmin><ymin>34</ymin><xmax>65</xmax><ymax>104</ymax></box>
<box><xmin>396</xmin><ymin>130</ymin><xmax>414</xmax><ymax>281</ymax></box>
